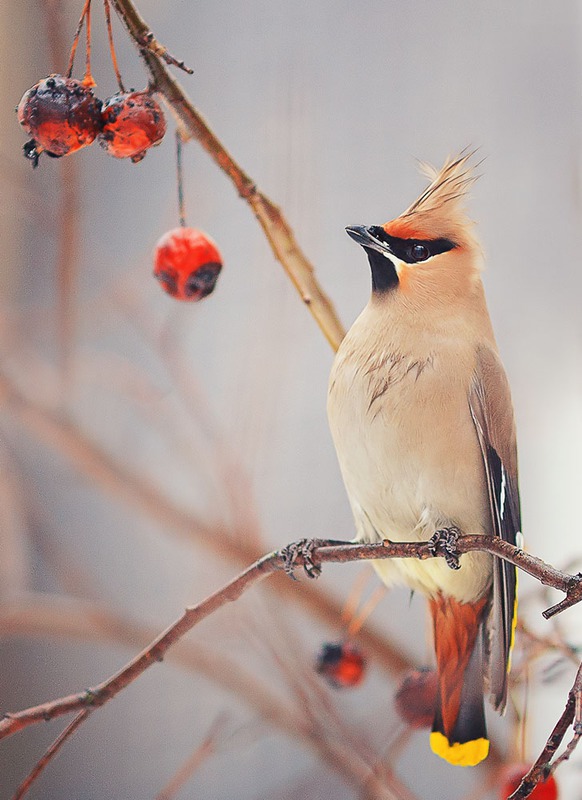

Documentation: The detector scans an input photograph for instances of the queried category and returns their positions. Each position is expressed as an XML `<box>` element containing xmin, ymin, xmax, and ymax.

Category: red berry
<box><xmin>17</xmin><ymin>74</ymin><xmax>102</xmax><ymax>163</ymax></box>
<box><xmin>316</xmin><ymin>641</ymin><xmax>366</xmax><ymax>688</ymax></box>
<box><xmin>98</xmin><ymin>90</ymin><xmax>166</xmax><ymax>163</ymax></box>
<box><xmin>153</xmin><ymin>227</ymin><xmax>223</xmax><ymax>302</ymax></box>
<box><xmin>500</xmin><ymin>765</ymin><xmax>558</xmax><ymax>800</ymax></box>
<box><xmin>393</xmin><ymin>668</ymin><xmax>438</xmax><ymax>729</ymax></box>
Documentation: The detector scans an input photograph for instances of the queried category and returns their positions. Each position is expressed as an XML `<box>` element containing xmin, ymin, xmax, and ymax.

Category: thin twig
<box><xmin>104</xmin><ymin>0</ymin><xmax>125</xmax><ymax>91</ymax></box>
<box><xmin>155</xmin><ymin>716</ymin><xmax>226</xmax><ymax>800</ymax></box>
<box><xmin>109</xmin><ymin>0</ymin><xmax>193</xmax><ymax>73</ymax></box>
<box><xmin>109</xmin><ymin>0</ymin><xmax>346</xmax><ymax>352</ymax></box>
<box><xmin>67</xmin><ymin>0</ymin><xmax>91</xmax><ymax>78</ymax></box>
<box><xmin>517</xmin><ymin>619</ymin><xmax>579</xmax><ymax>667</ymax></box>
<box><xmin>83</xmin><ymin>0</ymin><xmax>95</xmax><ymax>86</ymax></box>
<box><xmin>11</xmin><ymin>710</ymin><xmax>90</xmax><ymax>800</ymax></box>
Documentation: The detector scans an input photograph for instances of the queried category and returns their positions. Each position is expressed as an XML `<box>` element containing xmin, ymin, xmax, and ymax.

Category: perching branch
<box><xmin>109</xmin><ymin>0</ymin><xmax>346</xmax><ymax>352</ymax></box>
<box><xmin>1</xmin><ymin>535</ymin><xmax>580</xmax><ymax>744</ymax></box>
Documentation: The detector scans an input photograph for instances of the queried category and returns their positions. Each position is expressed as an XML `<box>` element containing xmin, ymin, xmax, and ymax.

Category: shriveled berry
<box><xmin>153</xmin><ymin>227</ymin><xmax>222</xmax><ymax>302</ymax></box>
<box><xmin>393</xmin><ymin>668</ymin><xmax>437</xmax><ymax>728</ymax></box>
<box><xmin>316</xmin><ymin>641</ymin><xmax>366</xmax><ymax>688</ymax></box>
<box><xmin>98</xmin><ymin>90</ymin><xmax>166</xmax><ymax>163</ymax></box>
<box><xmin>17</xmin><ymin>74</ymin><xmax>102</xmax><ymax>162</ymax></box>
<box><xmin>500</xmin><ymin>765</ymin><xmax>558</xmax><ymax>800</ymax></box>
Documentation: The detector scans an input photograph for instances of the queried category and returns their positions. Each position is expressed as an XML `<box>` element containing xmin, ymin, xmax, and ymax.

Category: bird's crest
<box><xmin>403</xmin><ymin>150</ymin><xmax>480</xmax><ymax>218</ymax></box>
<box><xmin>387</xmin><ymin>150</ymin><xmax>481</xmax><ymax>244</ymax></box>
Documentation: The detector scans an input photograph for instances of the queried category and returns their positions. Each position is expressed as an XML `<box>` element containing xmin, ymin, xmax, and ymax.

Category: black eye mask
<box><xmin>368</xmin><ymin>226</ymin><xmax>457</xmax><ymax>263</ymax></box>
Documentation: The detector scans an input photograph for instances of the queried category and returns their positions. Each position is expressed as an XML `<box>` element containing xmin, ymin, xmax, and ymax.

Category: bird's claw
<box><xmin>428</xmin><ymin>527</ymin><xmax>462</xmax><ymax>570</ymax></box>
<box><xmin>281</xmin><ymin>538</ymin><xmax>323</xmax><ymax>580</ymax></box>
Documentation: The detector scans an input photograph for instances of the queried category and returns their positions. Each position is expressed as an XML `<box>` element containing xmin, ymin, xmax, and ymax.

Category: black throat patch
<box><xmin>366</xmin><ymin>249</ymin><xmax>399</xmax><ymax>293</ymax></box>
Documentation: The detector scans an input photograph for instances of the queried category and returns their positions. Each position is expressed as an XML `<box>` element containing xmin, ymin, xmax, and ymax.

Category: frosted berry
<box><xmin>98</xmin><ymin>90</ymin><xmax>166</xmax><ymax>163</ymax></box>
<box><xmin>500</xmin><ymin>765</ymin><xmax>558</xmax><ymax>800</ymax></box>
<box><xmin>316</xmin><ymin>641</ymin><xmax>366</xmax><ymax>688</ymax></box>
<box><xmin>17</xmin><ymin>75</ymin><xmax>102</xmax><ymax>164</ymax></box>
<box><xmin>393</xmin><ymin>668</ymin><xmax>437</xmax><ymax>728</ymax></box>
<box><xmin>153</xmin><ymin>227</ymin><xmax>222</xmax><ymax>302</ymax></box>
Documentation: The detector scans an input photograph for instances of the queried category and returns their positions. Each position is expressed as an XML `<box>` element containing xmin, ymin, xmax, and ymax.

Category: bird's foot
<box><xmin>428</xmin><ymin>527</ymin><xmax>462</xmax><ymax>570</ymax></box>
<box><xmin>280</xmin><ymin>538</ymin><xmax>346</xmax><ymax>580</ymax></box>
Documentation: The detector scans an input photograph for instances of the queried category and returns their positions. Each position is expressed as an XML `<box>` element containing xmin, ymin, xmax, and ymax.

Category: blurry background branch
<box><xmin>0</xmin><ymin>368</ymin><xmax>410</xmax><ymax>677</ymax></box>
<box><xmin>0</xmin><ymin>593</ymin><xmax>415</xmax><ymax>800</ymax></box>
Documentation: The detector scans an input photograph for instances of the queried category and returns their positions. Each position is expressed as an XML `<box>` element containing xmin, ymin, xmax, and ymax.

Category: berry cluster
<box><xmin>17</xmin><ymin>0</ymin><xmax>222</xmax><ymax>305</ymax></box>
<box><xmin>18</xmin><ymin>76</ymin><xmax>165</xmax><ymax>167</ymax></box>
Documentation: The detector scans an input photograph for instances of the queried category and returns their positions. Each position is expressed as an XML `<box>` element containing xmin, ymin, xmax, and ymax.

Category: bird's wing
<box><xmin>469</xmin><ymin>344</ymin><xmax>521</xmax><ymax>712</ymax></box>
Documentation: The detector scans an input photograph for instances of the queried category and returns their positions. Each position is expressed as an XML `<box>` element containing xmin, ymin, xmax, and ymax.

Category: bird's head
<box><xmin>347</xmin><ymin>152</ymin><xmax>483</xmax><ymax>307</ymax></box>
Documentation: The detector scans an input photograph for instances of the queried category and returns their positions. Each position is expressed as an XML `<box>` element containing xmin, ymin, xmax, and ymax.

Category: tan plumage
<box><xmin>327</xmin><ymin>153</ymin><xmax>520</xmax><ymax>766</ymax></box>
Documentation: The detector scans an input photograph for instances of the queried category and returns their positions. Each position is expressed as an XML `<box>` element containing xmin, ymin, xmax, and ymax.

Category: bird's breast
<box><xmin>327</xmin><ymin>315</ymin><xmax>491</xmax><ymax>545</ymax></box>
<box><xmin>328</xmin><ymin>327</ymin><xmax>492</xmax><ymax>602</ymax></box>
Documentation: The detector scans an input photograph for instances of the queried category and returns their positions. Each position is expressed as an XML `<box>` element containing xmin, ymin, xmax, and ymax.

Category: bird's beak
<box><xmin>345</xmin><ymin>225</ymin><xmax>394</xmax><ymax>258</ymax></box>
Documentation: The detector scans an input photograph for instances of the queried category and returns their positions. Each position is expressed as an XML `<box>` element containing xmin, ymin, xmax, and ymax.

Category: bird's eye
<box><xmin>409</xmin><ymin>244</ymin><xmax>430</xmax><ymax>262</ymax></box>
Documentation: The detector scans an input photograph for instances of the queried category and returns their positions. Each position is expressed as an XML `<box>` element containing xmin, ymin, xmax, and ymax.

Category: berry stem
<box><xmin>176</xmin><ymin>130</ymin><xmax>187</xmax><ymax>228</ymax></box>
<box><xmin>82</xmin><ymin>0</ymin><xmax>96</xmax><ymax>87</ymax></box>
<box><xmin>104</xmin><ymin>0</ymin><xmax>125</xmax><ymax>91</ymax></box>
<box><xmin>67</xmin><ymin>0</ymin><xmax>91</xmax><ymax>79</ymax></box>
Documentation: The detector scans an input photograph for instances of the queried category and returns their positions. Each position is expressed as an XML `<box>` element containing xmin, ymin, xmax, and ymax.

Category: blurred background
<box><xmin>0</xmin><ymin>1</ymin><xmax>581</xmax><ymax>798</ymax></box>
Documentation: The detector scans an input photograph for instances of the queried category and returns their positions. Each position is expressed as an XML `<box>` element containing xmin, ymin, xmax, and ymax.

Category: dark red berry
<box><xmin>316</xmin><ymin>641</ymin><xmax>366</xmax><ymax>688</ymax></box>
<box><xmin>500</xmin><ymin>765</ymin><xmax>558</xmax><ymax>799</ymax></box>
<box><xmin>17</xmin><ymin>75</ymin><xmax>102</xmax><ymax>161</ymax></box>
<box><xmin>98</xmin><ymin>90</ymin><xmax>166</xmax><ymax>163</ymax></box>
<box><xmin>393</xmin><ymin>668</ymin><xmax>438</xmax><ymax>729</ymax></box>
<box><xmin>153</xmin><ymin>227</ymin><xmax>223</xmax><ymax>302</ymax></box>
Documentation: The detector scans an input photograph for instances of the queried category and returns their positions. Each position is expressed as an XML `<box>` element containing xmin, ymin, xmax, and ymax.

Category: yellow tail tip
<box><xmin>430</xmin><ymin>732</ymin><xmax>490</xmax><ymax>766</ymax></box>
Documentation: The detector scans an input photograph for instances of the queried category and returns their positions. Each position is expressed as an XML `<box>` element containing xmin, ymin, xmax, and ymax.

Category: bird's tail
<box><xmin>429</xmin><ymin>594</ymin><xmax>489</xmax><ymax>767</ymax></box>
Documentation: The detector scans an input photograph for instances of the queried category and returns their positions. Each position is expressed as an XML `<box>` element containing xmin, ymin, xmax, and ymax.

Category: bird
<box><xmin>327</xmin><ymin>152</ymin><xmax>520</xmax><ymax>767</ymax></box>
